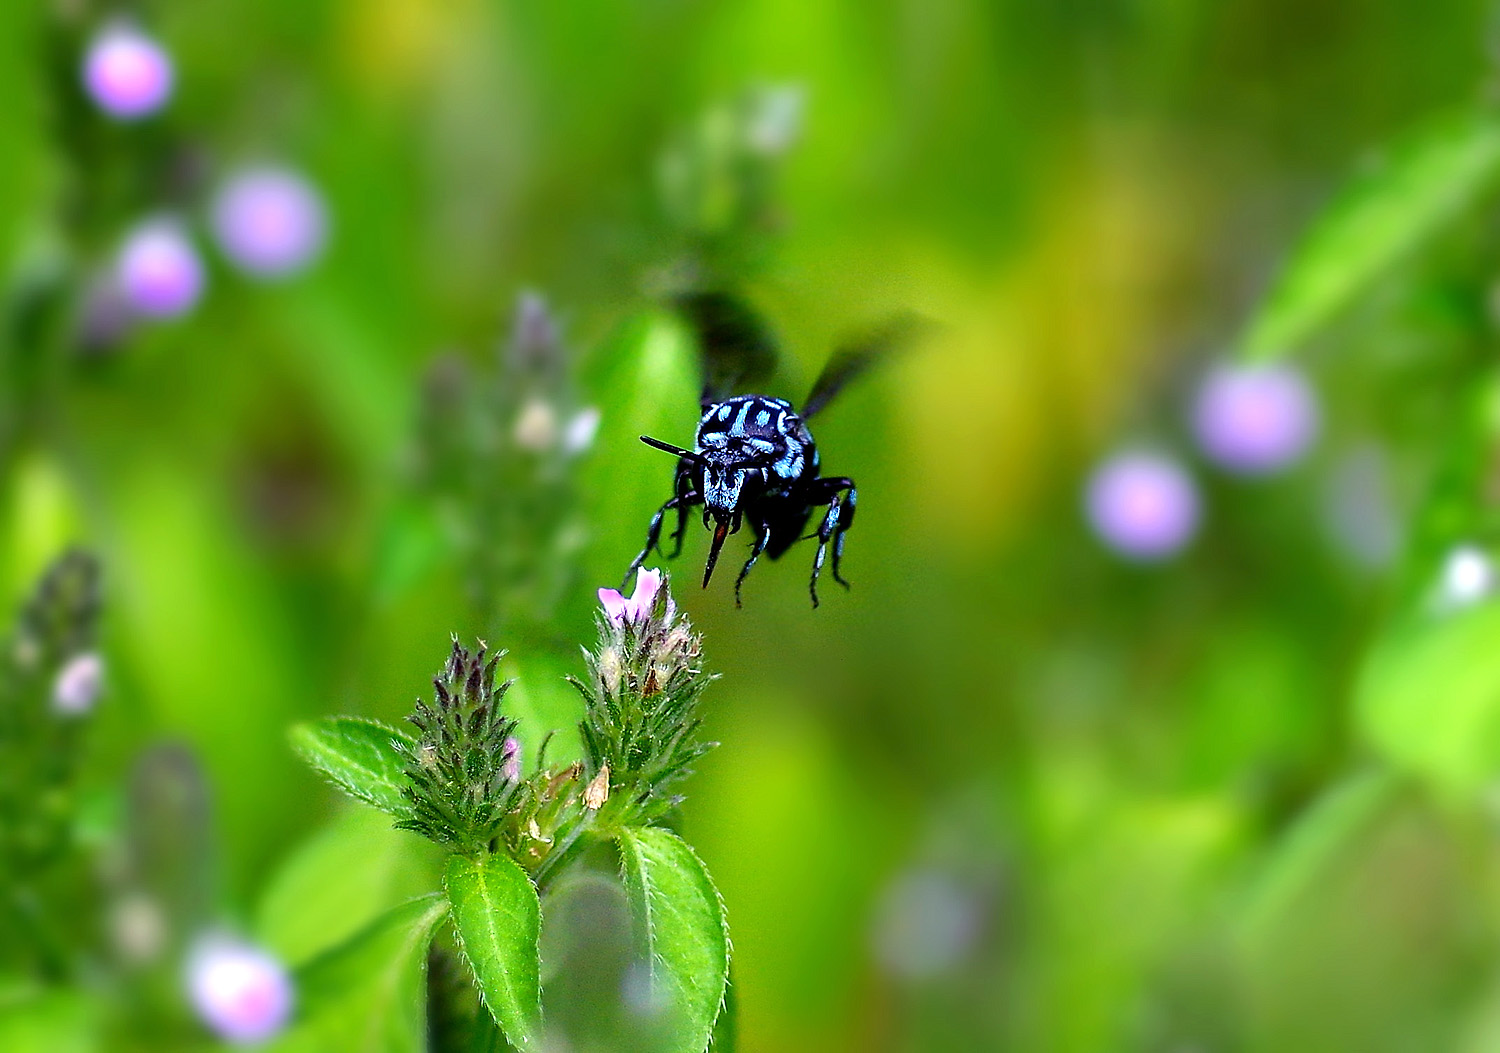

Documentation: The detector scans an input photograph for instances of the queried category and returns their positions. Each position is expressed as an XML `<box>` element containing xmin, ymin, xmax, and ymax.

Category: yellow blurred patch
<box><xmin>338</xmin><ymin>0</ymin><xmax>479</xmax><ymax>95</ymax></box>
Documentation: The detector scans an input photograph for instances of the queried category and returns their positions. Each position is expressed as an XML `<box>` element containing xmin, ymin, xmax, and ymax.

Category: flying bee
<box><xmin>623</xmin><ymin>292</ymin><xmax>924</xmax><ymax>607</ymax></box>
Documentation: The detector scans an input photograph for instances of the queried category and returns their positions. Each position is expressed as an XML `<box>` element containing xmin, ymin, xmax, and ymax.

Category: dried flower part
<box><xmin>573</xmin><ymin>570</ymin><xmax>716</xmax><ymax>824</ymax></box>
<box><xmin>394</xmin><ymin>639</ymin><xmax>522</xmax><ymax>852</ymax></box>
<box><xmin>583</xmin><ymin>765</ymin><xmax>610</xmax><ymax>810</ymax></box>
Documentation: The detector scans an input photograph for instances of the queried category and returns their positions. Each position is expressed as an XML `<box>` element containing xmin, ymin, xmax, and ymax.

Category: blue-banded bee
<box><xmin>623</xmin><ymin>292</ymin><xmax>923</xmax><ymax>607</ymax></box>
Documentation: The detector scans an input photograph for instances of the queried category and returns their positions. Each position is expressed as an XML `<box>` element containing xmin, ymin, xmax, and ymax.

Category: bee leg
<box><xmin>734</xmin><ymin>521</ymin><xmax>773</xmax><ymax>609</ymax></box>
<box><xmin>666</xmin><ymin>462</ymin><xmax>697</xmax><ymax>559</ymax></box>
<box><xmin>667</xmin><ymin>495</ymin><xmax>693</xmax><ymax>558</ymax></box>
<box><xmin>829</xmin><ymin>482</ymin><xmax>856</xmax><ymax>588</ymax></box>
<box><xmin>624</xmin><ymin>491</ymin><xmax>700</xmax><ymax>589</ymax></box>
<box><xmin>809</xmin><ymin>478</ymin><xmax>856</xmax><ymax>607</ymax></box>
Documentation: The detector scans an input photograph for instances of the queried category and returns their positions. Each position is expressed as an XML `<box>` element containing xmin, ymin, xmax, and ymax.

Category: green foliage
<box><xmin>617</xmin><ymin>826</ymin><xmax>730</xmax><ymax>1053</ymax></box>
<box><xmin>1357</xmin><ymin>603</ymin><xmax>1500</xmax><ymax>796</ymax></box>
<box><xmin>0</xmin><ymin>550</ymin><xmax>101</xmax><ymax>980</ymax></box>
<box><xmin>445</xmin><ymin>852</ymin><xmax>543</xmax><ymax>1050</ymax></box>
<box><xmin>289</xmin><ymin>718</ymin><xmax>415</xmax><ymax>820</ymax></box>
<box><xmin>271</xmin><ymin>893</ymin><xmax>451</xmax><ymax>1053</ymax></box>
<box><xmin>1238</xmin><ymin>109</ymin><xmax>1500</xmax><ymax>360</ymax></box>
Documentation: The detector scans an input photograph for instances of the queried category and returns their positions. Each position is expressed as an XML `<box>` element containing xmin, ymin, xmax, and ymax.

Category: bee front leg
<box><xmin>624</xmin><ymin>489</ymin><xmax>701</xmax><ymax>589</ymax></box>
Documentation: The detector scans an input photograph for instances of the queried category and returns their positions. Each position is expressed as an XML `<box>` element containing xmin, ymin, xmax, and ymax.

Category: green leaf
<box><xmin>1238</xmin><ymin>109</ymin><xmax>1500</xmax><ymax>361</ymax></box>
<box><xmin>1357</xmin><ymin>601</ymin><xmax>1500</xmax><ymax>796</ymax></box>
<box><xmin>256</xmin><ymin>806</ymin><xmax>445</xmax><ymax>965</ymax></box>
<box><xmin>617</xmin><ymin>826</ymin><xmax>730</xmax><ymax>1053</ymax></box>
<box><xmin>268</xmin><ymin>893</ymin><xmax>449</xmax><ymax>1053</ymax></box>
<box><xmin>445</xmin><ymin>852</ymin><xmax>543</xmax><ymax>1049</ymax></box>
<box><xmin>0</xmin><ymin>987</ymin><xmax>100</xmax><ymax>1053</ymax></box>
<box><xmin>709</xmin><ymin>962</ymin><xmax>737</xmax><ymax>1052</ymax></box>
<box><xmin>290</xmin><ymin>717</ymin><xmax>414</xmax><ymax>818</ymax></box>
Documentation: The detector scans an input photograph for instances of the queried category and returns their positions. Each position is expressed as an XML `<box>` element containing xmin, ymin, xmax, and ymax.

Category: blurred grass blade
<box><xmin>1238</xmin><ymin>109</ymin><xmax>1500</xmax><ymax>361</ymax></box>
<box><xmin>1235</xmin><ymin>768</ymin><xmax>1397</xmax><ymax>947</ymax></box>
<box><xmin>617</xmin><ymin>826</ymin><xmax>730</xmax><ymax>1053</ymax></box>
<box><xmin>1356</xmin><ymin>603</ymin><xmax>1500</xmax><ymax>796</ymax></box>
<box><xmin>290</xmin><ymin>718</ymin><xmax>414</xmax><ymax>818</ymax></box>
<box><xmin>445</xmin><ymin>852</ymin><xmax>543</xmax><ymax>1049</ymax></box>
<box><xmin>271</xmin><ymin>893</ymin><xmax>450</xmax><ymax>1053</ymax></box>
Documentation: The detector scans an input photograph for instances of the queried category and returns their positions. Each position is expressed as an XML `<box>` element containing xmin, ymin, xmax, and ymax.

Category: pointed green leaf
<box><xmin>1239</xmin><ymin>109</ymin><xmax>1500</xmax><ymax>361</ymax></box>
<box><xmin>445</xmin><ymin>852</ymin><xmax>543</xmax><ymax>1049</ymax></box>
<box><xmin>269</xmin><ymin>893</ymin><xmax>449</xmax><ymax>1053</ymax></box>
<box><xmin>290</xmin><ymin>718</ymin><xmax>413</xmax><ymax>818</ymax></box>
<box><xmin>617</xmin><ymin>827</ymin><xmax>729</xmax><ymax>1053</ymax></box>
<box><xmin>709</xmin><ymin>963</ymin><xmax>737</xmax><ymax>1052</ymax></box>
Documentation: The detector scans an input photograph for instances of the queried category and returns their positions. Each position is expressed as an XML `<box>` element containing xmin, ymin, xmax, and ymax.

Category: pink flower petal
<box><xmin>629</xmin><ymin>567</ymin><xmax>664</xmax><ymax>619</ymax></box>
<box><xmin>598</xmin><ymin>587</ymin><xmax>630</xmax><ymax>626</ymax></box>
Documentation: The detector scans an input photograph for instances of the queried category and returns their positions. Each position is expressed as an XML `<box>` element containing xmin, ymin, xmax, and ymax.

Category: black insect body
<box><xmin>626</xmin><ymin>393</ymin><xmax>855</xmax><ymax>607</ymax></box>
<box><xmin>624</xmin><ymin>292</ymin><xmax>918</xmax><ymax>608</ymax></box>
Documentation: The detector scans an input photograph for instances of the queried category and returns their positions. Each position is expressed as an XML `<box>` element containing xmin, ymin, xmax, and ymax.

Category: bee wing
<box><xmin>676</xmin><ymin>291</ymin><xmax>779</xmax><ymax>411</ymax></box>
<box><xmin>802</xmin><ymin>311</ymin><xmax>933</xmax><ymax>419</ymax></box>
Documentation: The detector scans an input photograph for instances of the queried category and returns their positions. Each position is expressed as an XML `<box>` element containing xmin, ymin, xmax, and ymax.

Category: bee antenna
<box><xmin>640</xmin><ymin>435</ymin><xmax>705</xmax><ymax>464</ymax></box>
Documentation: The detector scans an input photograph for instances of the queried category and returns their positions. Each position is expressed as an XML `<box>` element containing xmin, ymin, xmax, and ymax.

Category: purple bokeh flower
<box><xmin>115</xmin><ymin>219</ymin><xmax>204</xmax><ymax>318</ymax></box>
<box><xmin>210</xmin><ymin>167</ymin><xmax>328</xmax><ymax>278</ymax></box>
<box><xmin>187</xmin><ymin>939</ymin><xmax>293</xmax><ymax>1044</ymax></box>
<box><xmin>1085</xmin><ymin>451</ymin><xmax>1200</xmax><ymax>560</ymax></box>
<box><xmin>52</xmin><ymin>652</ymin><xmax>104</xmax><ymax>716</ymax></box>
<box><xmin>1191</xmin><ymin>364</ymin><xmax>1319</xmax><ymax>475</ymax></box>
<box><xmin>82</xmin><ymin>23</ymin><xmax>173</xmax><ymax>120</ymax></box>
<box><xmin>598</xmin><ymin>568</ymin><xmax>666</xmax><ymax>626</ymax></box>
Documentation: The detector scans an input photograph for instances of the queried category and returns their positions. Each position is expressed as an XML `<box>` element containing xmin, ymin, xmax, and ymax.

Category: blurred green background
<box><xmin>10</xmin><ymin>0</ymin><xmax>1500</xmax><ymax>1049</ymax></box>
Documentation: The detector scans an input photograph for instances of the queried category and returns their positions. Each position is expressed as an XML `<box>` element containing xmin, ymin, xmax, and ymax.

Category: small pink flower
<box><xmin>187</xmin><ymin>939</ymin><xmax>293</xmax><ymax>1043</ymax></box>
<box><xmin>598</xmin><ymin>568</ymin><xmax>666</xmax><ymax>626</ymax></box>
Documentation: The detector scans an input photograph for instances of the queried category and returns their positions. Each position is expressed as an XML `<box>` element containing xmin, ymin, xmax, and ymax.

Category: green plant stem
<box><xmin>530</xmin><ymin>810</ymin><xmax>600</xmax><ymax>892</ymax></box>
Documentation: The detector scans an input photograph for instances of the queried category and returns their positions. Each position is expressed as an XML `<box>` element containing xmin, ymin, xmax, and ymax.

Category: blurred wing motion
<box><xmin>675</xmin><ymin>291</ymin><xmax>779</xmax><ymax>411</ymax></box>
<box><xmin>802</xmin><ymin>311</ymin><xmax>934</xmax><ymax>419</ymax></box>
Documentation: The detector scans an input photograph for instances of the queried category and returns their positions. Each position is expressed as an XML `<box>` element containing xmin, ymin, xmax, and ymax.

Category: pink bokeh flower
<box><xmin>115</xmin><ymin>218</ymin><xmax>204</xmax><ymax>318</ymax></box>
<box><xmin>1084</xmin><ymin>450</ymin><xmax>1200</xmax><ymax>561</ymax></box>
<box><xmin>210</xmin><ymin>166</ymin><xmax>328</xmax><ymax>278</ymax></box>
<box><xmin>82</xmin><ymin>23</ymin><xmax>173</xmax><ymax>120</ymax></box>
<box><xmin>187</xmin><ymin>939</ymin><xmax>293</xmax><ymax>1044</ymax></box>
